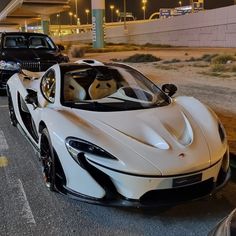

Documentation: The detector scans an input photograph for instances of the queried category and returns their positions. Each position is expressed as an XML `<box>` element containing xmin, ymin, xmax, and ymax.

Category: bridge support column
<box><xmin>41</xmin><ymin>15</ymin><xmax>50</xmax><ymax>35</ymax></box>
<box><xmin>91</xmin><ymin>0</ymin><xmax>105</xmax><ymax>48</ymax></box>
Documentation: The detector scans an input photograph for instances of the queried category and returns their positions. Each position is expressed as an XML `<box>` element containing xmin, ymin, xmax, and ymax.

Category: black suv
<box><xmin>0</xmin><ymin>32</ymin><xmax>69</xmax><ymax>90</ymax></box>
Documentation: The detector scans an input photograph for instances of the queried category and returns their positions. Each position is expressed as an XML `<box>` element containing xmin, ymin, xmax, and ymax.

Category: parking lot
<box><xmin>1</xmin><ymin>47</ymin><xmax>236</xmax><ymax>235</ymax></box>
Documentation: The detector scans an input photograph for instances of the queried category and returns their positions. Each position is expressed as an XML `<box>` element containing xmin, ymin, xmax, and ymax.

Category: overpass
<box><xmin>0</xmin><ymin>0</ymin><xmax>69</xmax><ymax>34</ymax></box>
<box><xmin>1</xmin><ymin>1</ymin><xmax>236</xmax><ymax>48</ymax></box>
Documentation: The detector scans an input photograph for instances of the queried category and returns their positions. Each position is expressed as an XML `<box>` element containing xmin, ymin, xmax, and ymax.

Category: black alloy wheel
<box><xmin>40</xmin><ymin>128</ymin><xmax>55</xmax><ymax>191</ymax></box>
<box><xmin>7</xmin><ymin>88</ymin><xmax>18</xmax><ymax>126</ymax></box>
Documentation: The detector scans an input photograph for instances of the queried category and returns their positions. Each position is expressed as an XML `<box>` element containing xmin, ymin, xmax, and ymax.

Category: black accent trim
<box><xmin>17</xmin><ymin>92</ymin><xmax>39</xmax><ymax>143</ymax></box>
<box><xmin>57</xmin><ymin>168</ymin><xmax>230</xmax><ymax>209</ymax></box>
<box><xmin>16</xmin><ymin>122</ymin><xmax>40</xmax><ymax>153</ymax></box>
<box><xmin>87</xmin><ymin>158</ymin><xmax>222</xmax><ymax>178</ymax></box>
<box><xmin>79</xmin><ymin>155</ymin><xmax>121</xmax><ymax>200</ymax></box>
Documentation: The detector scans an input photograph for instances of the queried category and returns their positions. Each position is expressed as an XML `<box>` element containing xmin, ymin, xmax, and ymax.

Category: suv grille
<box><xmin>21</xmin><ymin>61</ymin><xmax>57</xmax><ymax>72</ymax></box>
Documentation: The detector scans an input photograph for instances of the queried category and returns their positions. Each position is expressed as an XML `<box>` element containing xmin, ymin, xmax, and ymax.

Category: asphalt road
<box><xmin>0</xmin><ymin>93</ymin><xmax>236</xmax><ymax>236</ymax></box>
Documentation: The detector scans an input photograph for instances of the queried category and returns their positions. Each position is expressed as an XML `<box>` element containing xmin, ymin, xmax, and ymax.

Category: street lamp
<box><xmin>69</xmin><ymin>12</ymin><xmax>73</xmax><ymax>25</ymax></box>
<box><xmin>75</xmin><ymin>0</ymin><xmax>78</xmax><ymax>17</ymax></box>
<box><xmin>74</xmin><ymin>14</ymin><xmax>78</xmax><ymax>26</ymax></box>
<box><xmin>116</xmin><ymin>9</ymin><xmax>120</xmax><ymax>21</ymax></box>
<box><xmin>56</xmin><ymin>14</ymin><xmax>61</xmax><ymax>35</ymax></box>
<box><xmin>123</xmin><ymin>0</ymin><xmax>127</xmax><ymax>30</ymax></box>
<box><xmin>142</xmin><ymin>0</ymin><xmax>147</xmax><ymax>20</ymax></box>
<box><xmin>142</xmin><ymin>5</ymin><xmax>146</xmax><ymax>20</ymax></box>
<box><xmin>110</xmin><ymin>5</ymin><xmax>114</xmax><ymax>22</ymax></box>
<box><xmin>85</xmin><ymin>9</ymin><xmax>90</xmax><ymax>24</ymax></box>
<box><xmin>179</xmin><ymin>1</ymin><xmax>182</xmax><ymax>7</ymax></box>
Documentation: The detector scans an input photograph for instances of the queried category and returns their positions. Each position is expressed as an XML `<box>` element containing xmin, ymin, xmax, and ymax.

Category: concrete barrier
<box><xmin>53</xmin><ymin>5</ymin><xmax>236</xmax><ymax>47</ymax></box>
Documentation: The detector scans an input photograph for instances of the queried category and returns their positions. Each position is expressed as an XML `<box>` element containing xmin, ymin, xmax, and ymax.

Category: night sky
<box><xmin>0</xmin><ymin>0</ymin><xmax>234</xmax><ymax>25</ymax></box>
<box><xmin>53</xmin><ymin>0</ymin><xmax>234</xmax><ymax>25</ymax></box>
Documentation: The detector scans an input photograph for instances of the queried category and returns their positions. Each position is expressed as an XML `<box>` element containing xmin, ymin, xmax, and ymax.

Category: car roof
<box><xmin>2</xmin><ymin>32</ymin><xmax>48</xmax><ymax>37</ymax></box>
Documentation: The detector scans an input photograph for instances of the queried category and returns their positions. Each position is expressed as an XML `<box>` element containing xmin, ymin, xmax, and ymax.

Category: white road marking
<box><xmin>0</xmin><ymin>130</ymin><xmax>9</xmax><ymax>150</ymax></box>
<box><xmin>0</xmin><ymin>105</ymin><xmax>8</xmax><ymax>108</ymax></box>
<box><xmin>17</xmin><ymin>179</ymin><xmax>36</xmax><ymax>225</ymax></box>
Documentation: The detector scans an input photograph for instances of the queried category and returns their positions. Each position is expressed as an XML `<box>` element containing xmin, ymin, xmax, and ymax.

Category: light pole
<box><xmin>110</xmin><ymin>5</ymin><xmax>114</xmax><ymax>22</ymax></box>
<box><xmin>179</xmin><ymin>1</ymin><xmax>182</xmax><ymax>7</ymax></box>
<box><xmin>142</xmin><ymin>6</ymin><xmax>146</xmax><ymax>19</ymax></box>
<box><xmin>56</xmin><ymin>14</ymin><xmax>61</xmax><ymax>35</ymax></box>
<box><xmin>142</xmin><ymin>0</ymin><xmax>147</xmax><ymax>20</ymax></box>
<box><xmin>85</xmin><ymin>9</ymin><xmax>90</xmax><ymax>24</ymax></box>
<box><xmin>69</xmin><ymin>12</ymin><xmax>73</xmax><ymax>25</ymax></box>
<box><xmin>75</xmin><ymin>0</ymin><xmax>78</xmax><ymax>17</ymax></box>
<box><xmin>116</xmin><ymin>9</ymin><xmax>120</xmax><ymax>21</ymax></box>
<box><xmin>74</xmin><ymin>14</ymin><xmax>77</xmax><ymax>23</ymax></box>
<box><xmin>123</xmin><ymin>0</ymin><xmax>127</xmax><ymax>30</ymax></box>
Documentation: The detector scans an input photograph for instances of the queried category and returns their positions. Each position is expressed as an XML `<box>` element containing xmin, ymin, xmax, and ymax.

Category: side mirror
<box><xmin>57</xmin><ymin>44</ymin><xmax>65</xmax><ymax>51</ymax></box>
<box><xmin>25</xmin><ymin>90</ymin><xmax>38</xmax><ymax>109</ymax></box>
<box><xmin>162</xmin><ymin>84</ymin><xmax>177</xmax><ymax>97</ymax></box>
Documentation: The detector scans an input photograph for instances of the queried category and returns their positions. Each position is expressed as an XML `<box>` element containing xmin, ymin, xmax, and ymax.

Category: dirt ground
<box><xmin>83</xmin><ymin>47</ymin><xmax>236</xmax><ymax>154</ymax></box>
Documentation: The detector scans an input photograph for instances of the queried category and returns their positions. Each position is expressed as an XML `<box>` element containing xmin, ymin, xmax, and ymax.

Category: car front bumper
<box><xmin>59</xmin><ymin>158</ymin><xmax>231</xmax><ymax>208</ymax></box>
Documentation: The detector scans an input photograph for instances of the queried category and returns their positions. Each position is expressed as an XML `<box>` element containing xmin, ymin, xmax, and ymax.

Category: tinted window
<box><xmin>4</xmin><ymin>35</ymin><xmax>27</xmax><ymax>48</ymax></box>
<box><xmin>3</xmin><ymin>35</ymin><xmax>56</xmax><ymax>49</ymax></box>
<box><xmin>29</xmin><ymin>36</ymin><xmax>56</xmax><ymax>49</ymax></box>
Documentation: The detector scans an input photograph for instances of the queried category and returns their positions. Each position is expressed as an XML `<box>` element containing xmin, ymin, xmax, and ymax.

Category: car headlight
<box><xmin>65</xmin><ymin>137</ymin><xmax>117</xmax><ymax>165</ymax></box>
<box><xmin>218</xmin><ymin>122</ymin><xmax>226</xmax><ymax>144</ymax></box>
<box><xmin>0</xmin><ymin>60</ymin><xmax>21</xmax><ymax>71</ymax></box>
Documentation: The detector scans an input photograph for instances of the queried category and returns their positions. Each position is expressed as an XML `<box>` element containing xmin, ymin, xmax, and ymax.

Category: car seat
<box><xmin>64</xmin><ymin>77</ymin><xmax>86</xmax><ymax>102</ymax></box>
<box><xmin>88</xmin><ymin>73</ymin><xmax>117</xmax><ymax>100</ymax></box>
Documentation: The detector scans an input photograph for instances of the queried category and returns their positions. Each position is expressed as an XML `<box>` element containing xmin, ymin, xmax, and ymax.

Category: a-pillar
<box><xmin>91</xmin><ymin>0</ymin><xmax>105</xmax><ymax>48</ymax></box>
<box><xmin>41</xmin><ymin>15</ymin><xmax>50</xmax><ymax>35</ymax></box>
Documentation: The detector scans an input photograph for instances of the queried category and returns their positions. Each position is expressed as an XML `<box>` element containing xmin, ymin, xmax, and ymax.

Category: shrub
<box><xmin>230</xmin><ymin>65</ymin><xmax>236</xmax><ymax>73</ymax></box>
<box><xmin>122</xmin><ymin>54</ymin><xmax>161</xmax><ymax>63</ymax></box>
<box><xmin>70</xmin><ymin>45</ymin><xmax>85</xmax><ymax>58</ymax></box>
<box><xmin>211</xmin><ymin>54</ymin><xmax>235</xmax><ymax>64</ymax></box>
<box><xmin>162</xmin><ymin>58</ymin><xmax>181</xmax><ymax>64</ymax></box>
<box><xmin>185</xmin><ymin>57</ymin><xmax>197</xmax><ymax>62</ymax></box>
<box><xmin>211</xmin><ymin>64</ymin><xmax>227</xmax><ymax>72</ymax></box>
<box><xmin>201</xmin><ymin>54</ymin><xmax>218</xmax><ymax>62</ymax></box>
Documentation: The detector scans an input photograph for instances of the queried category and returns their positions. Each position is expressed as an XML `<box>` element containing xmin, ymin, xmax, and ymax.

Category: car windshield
<box><xmin>3</xmin><ymin>35</ymin><xmax>56</xmax><ymax>49</ymax></box>
<box><xmin>61</xmin><ymin>63</ymin><xmax>170</xmax><ymax>111</ymax></box>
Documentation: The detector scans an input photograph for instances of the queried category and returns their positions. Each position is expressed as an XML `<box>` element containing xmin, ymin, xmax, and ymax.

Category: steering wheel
<box><xmin>118</xmin><ymin>86</ymin><xmax>153</xmax><ymax>101</ymax></box>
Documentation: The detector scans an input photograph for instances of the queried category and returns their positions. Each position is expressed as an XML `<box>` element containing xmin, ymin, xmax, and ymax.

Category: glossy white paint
<box><xmin>7</xmin><ymin>60</ymin><xmax>229</xmax><ymax>201</ymax></box>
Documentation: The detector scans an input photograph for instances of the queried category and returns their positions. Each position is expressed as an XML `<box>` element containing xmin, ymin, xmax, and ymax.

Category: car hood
<box><xmin>71</xmin><ymin>102</ymin><xmax>212</xmax><ymax>175</ymax></box>
<box><xmin>1</xmin><ymin>49</ymin><xmax>62</xmax><ymax>62</ymax></box>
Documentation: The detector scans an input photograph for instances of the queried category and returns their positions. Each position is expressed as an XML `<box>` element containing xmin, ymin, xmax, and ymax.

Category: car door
<box><xmin>19</xmin><ymin>69</ymin><xmax>56</xmax><ymax>145</ymax></box>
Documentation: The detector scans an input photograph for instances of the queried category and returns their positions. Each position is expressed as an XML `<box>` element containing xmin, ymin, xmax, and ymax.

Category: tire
<box><xmin>40</xmin><ymin>128</ymin><xmax>55</xmax><ymax>191</ymax></box>
<box><xmin>7</xmin><ymin>89</ymin><xmax>18</xmax><ymax>127</ymax></box>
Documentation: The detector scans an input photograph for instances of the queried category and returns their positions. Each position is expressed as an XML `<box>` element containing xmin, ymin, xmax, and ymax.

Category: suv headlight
<box><xmin>0</xmin><ymin>60</ymin><xmax>21</xmax><ymax>71</ymax></box>
<box><xmin>65</xmin><ymin>137</ymin><xmax>117</xmax><ymax>165</ymax></box>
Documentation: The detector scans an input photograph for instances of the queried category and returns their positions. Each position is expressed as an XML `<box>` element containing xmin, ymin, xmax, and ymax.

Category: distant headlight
<box><xmin>65</xmin><ymin>137</ymin><xmax>117</xmax><ymax>165</ymax></box>
<box><xmin>218</xmin><ymin>122</ymin><xmax>226</xmax><ymax>144</ymax></box>
<box><xmin>0</xmin><ymin>60</ymin><xmax>21</xmax><ymax>71</ymax></box>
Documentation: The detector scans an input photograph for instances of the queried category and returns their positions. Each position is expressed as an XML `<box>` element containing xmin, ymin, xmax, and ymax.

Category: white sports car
<box><xmin>7</xmin><ymin>59</ymin><xmax>230</xmax><ymax>207</ymax></box>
